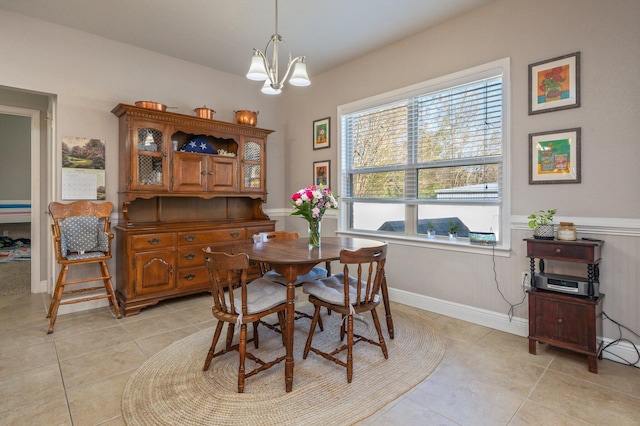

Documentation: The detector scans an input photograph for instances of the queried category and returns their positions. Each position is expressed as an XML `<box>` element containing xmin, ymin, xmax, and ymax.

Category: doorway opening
<box><xmin>0</xmin><ymin>87</ymin><xmax>54</xmax><ymax>295</ymax></box>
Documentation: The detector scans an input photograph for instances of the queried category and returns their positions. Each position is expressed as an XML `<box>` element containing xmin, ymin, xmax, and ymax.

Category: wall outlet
<box><xmin>521</xmin><ymin>271</ymin><xmax>531</xmax><ymax>287</ymax></box>
<box><xmin>2</xmin><ymin>230</ymin><xmax>8</xmax><ymax>237</ymax></box>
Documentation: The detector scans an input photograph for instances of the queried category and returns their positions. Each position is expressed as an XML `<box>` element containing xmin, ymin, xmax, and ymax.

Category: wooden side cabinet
<box><xmin>528</xmin><ymin>290</ymin><xmax>604</xmax><ymax>373</ymax></box>
<box><xmin>524</xmin><ymin>238</ymin><xmax>606</xmax><ymax>373</ymax></box>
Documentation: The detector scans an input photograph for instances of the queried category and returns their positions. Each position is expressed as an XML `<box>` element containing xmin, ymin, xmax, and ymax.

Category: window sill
<box><xmin>336</xmin><ymin>230</ymin><xmax>511</xmax><ymax>257</ymax></box>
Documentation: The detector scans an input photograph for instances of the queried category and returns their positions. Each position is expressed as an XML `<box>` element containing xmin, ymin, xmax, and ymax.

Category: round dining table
<box><xmin>233</xmin><ymin>236</ymin><xmax>393</xmax><ymax>392</ymax></box>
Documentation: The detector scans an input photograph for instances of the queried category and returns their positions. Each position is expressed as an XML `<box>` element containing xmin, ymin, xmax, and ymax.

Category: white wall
<box><xmin>282</xmin><ymin>0</ymin><xmax>640</xmax><ymax>361</ymax></box>
<box><xmin>0</xmin><ymin>10</ymin><xmax>287</xmax><ymax>214</ymax></box>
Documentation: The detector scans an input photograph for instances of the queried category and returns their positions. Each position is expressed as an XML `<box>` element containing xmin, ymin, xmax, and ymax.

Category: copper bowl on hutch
<box><xmin>194</xmin><ymin>106</ymin><xmax>216</xmax><ymax>120</ymax></box>
<box><xmin>135</xmin><ymin>101</ymin><xmax>167</xmax><ymax>111</ymax></box>
<box><xmin>234</xmin><ymin>110</ymin><xmax>258</xmax><ymax>126</ymax></box>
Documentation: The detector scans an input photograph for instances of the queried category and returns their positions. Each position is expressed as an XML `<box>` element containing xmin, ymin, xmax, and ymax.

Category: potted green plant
<box><xmin>448</xmin><ymin>221</ymin><xmax>459</xmax><ymax>240</ymax></box>
<box><xmin>426</xmin><ymin>222</ymin><xmax>436</xmax><ymax>238</ymax></box>
<box><xmin>527</xmin><ymin>209</ymin><xmax>557</xmax><ymax>239</ymax></box>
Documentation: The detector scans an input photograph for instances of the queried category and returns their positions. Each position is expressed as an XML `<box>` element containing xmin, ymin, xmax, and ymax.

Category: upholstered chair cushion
<box><xmin>60</xmin><ymin>216</ymin><xmax>109</xmax><ymax>257</ymax></box>
<box><xmin>229</xmin><ymin>277</ymin><xmax>289</xmax><ymax>314</ymax></box>
<box><xmin>302</xmin><ymin>273</ymin><xmax>380</xmax><ymax>306</ymax></box>
<box><xmin>263</xmin><ymin>266</ymin><xmax>328</xmax><ymax>285</ymax></box>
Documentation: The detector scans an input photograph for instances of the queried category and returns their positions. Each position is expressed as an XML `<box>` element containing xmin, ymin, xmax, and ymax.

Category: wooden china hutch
<box><xmin>112</xmin><ymin>104</ymin><xmax>275</xmax><ymax>315</ymax></box>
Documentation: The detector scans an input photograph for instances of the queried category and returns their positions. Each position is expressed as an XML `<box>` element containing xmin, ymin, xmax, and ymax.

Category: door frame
<box><xmin>0</xmin><ymin>105</ymin><xmax>43</xmax><ymax>293</ymax></box>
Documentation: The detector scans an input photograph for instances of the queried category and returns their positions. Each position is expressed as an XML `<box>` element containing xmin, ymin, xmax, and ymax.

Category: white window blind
<box><xmin>343</xmin><ymin>77</ymin><xmax>502</xmax><ymax>202</ymax></box>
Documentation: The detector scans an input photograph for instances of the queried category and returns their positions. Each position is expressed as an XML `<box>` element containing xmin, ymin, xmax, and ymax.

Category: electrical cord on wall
<box><xmin>491</xmin><ymin>244</ymin><xmax>527</xmax><ymax>321</ymax></box>
<box><xmin>602</xmin><ymin>311</ymin><xmax>640</xmax><ymax>367</ymax></box>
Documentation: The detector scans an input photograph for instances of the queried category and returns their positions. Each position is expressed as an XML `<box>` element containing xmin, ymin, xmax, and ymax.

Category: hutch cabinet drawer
<box><xmin>177</xmin><ymin>266</ymin><xmax>209</xmax><ymax>288</ymax></box>
<box><xmin>177</xmin><ymin>228</ymin><xmax>245</xmax><ymax>245</ymax></box>
<box><xmin>131</xmin><ymin>233</ymin><xmax>177</xmax><ymax>250</ymax></box>
<box><xmin>246</xmin><ymin>225</ymin><xmax>277</xmax><ymax>239</ymax></box>
<box><xmin>178</xmin><ymin>230</ymin><xmax>218</xmax><ymax>245</ymax></box>
<box><xmin>210</xmin><ymin>228</ymin><xmax>246</xmax><ymax>243</ymax></box>
<box><xmin>177</xmin><ymin>244</ymin><xmax>210</xmax><ymax>268</ymax></box>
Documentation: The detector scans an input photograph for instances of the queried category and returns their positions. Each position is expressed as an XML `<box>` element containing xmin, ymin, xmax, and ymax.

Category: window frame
<box><xmin>337</xmin><ymin>58</ymin><xmax>511</xmax><ymax>252</ymax></box>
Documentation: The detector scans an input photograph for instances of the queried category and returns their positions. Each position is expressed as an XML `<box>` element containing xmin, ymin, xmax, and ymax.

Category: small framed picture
<box><xmin>313</xmin><ymin>160</ymin><xmax>330</xmax><ymax>188</ymax></box>
<box><xmin>313</xmin><ymin>117</ymin><xmax>330</xmax><ymax>150</ymax></box>
<box><xmin>528</xmin><ymin>52</ymin><xmax>580</xmax><ymax>115</ymax></box>
<box><xmin>529</xmin><ymin>128</ymin><xmax>581</xmax><ymax>184</ymax></box>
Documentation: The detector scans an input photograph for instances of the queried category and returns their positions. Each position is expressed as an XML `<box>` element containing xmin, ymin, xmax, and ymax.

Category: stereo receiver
<box><xmin>534</xmin><ymin>272</ymin><xmax>599</xmax><ymax>297</ymax></box>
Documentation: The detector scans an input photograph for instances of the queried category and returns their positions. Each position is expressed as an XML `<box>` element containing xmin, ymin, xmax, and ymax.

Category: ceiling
<box><xmin>1</xmin><ymin>0</ymin><xmax>495</xmax><ymax>78</ymax></box>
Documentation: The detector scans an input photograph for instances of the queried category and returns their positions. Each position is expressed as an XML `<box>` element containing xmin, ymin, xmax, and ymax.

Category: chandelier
<box><xmin>246</xmin><ymin>0</ymin><xmax>310</xmax><ymax>95</ymax></box>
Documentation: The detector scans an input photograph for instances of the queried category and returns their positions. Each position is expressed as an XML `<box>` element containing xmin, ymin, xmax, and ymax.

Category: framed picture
<box><xmin>61</xmin><ymin>136</ymin><xmax>106</xmax><ymax>200</ymax></box>
<box><xmin>313</xmin><ymin>117</ymin><xmax>330</xmax><ymax>150</ymax></box>
<box><xmin>528</xmin><ymin>52</ymin><xmax>580</xmax><ymax>115</ymax></box>
<box><xmin>313</xmin><ymin>160</ymin><xmax>330</xmax><ymax>188</ymax></box>
<box><xmin>529</xmin><ymin>128</ymin><xmax>581</xmax><ymax>184</ymax></box>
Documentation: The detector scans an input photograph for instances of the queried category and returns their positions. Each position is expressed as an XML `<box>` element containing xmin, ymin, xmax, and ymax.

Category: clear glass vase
<box><xmin>308</xmin><ymin>219</ymin><xmax>321</xmax><ymax>248</ymax></box>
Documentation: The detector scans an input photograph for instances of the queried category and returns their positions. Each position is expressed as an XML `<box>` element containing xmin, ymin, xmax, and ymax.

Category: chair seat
<box><xmin>263</xmin><ymin>266</ymin><xmax>328</xmax><ymax>285</ymax></box>
<box><xmin>64</xmin><ymin>251</ymin><xmax>108</xmax><ymax>261</ymax></box>
<box><xmin>229</xmin><ymin>277</ymin><xmax>289</xmax><ymax>314</ymax></box>
<box><xmin>303</xmin><ymin>273</ymin><xmax>380</xmax><ymax>306</ymax></box>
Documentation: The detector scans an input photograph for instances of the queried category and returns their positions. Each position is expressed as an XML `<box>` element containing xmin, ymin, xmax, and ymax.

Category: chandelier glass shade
<box><xmin>246</xmin><ymin>0</ymin><xmax>310</xmax><ymax>95</ymax></box>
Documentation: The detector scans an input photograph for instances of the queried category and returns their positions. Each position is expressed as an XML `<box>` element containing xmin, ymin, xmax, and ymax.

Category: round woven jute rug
<box><xmin>122</xmin><ymin>301</ymin><xmax>445</xmax><ymax>426</ymax></box>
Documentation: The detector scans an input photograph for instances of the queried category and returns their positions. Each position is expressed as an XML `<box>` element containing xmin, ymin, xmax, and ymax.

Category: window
<box><xmin>338</xmin><ymin>59</ymin><xmax>510</xmax><ymax>248</ymax></box>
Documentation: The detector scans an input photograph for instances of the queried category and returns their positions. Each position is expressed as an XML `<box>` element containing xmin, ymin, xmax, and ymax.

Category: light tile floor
<box><xmin>0</xmin><ymin>292</ymin><xmax>639</xmax><ymax>425</ymax></box>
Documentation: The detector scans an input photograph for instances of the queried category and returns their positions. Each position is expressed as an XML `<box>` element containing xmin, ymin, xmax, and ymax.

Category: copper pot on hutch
<box><xmin>135</xmin><ymin>101</ymin><xmax>167</xmax><ymax>111</ymax></box>
<box><xmin>194</xmin><ymin>106</ymin><xmax>216</xmax><ymax>120</ymax></box>
<box><xmin>234</xmin><ymin>110</ymin><xmax>259</xmax><ymax>126</ymax></box>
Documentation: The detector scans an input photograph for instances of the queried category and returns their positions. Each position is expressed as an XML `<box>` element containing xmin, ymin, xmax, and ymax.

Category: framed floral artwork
<box><xmin>313</xmin><ymin>160</ymin><xmax>330</xmax><ymax>188</ymax></box>
<box><xmin>313</xmin><ymin>117</ymin><xmax>330</xmax><ymax>150</ymax></box>
<box><xmin>528</xmin><ymin>52</ymin><xmax>580</xmax><ymax>115</ymax></box>
<box><xmin>529</xmin><ymin>128</ymin><xmax>581</xmax><ymax>184</ymax></box>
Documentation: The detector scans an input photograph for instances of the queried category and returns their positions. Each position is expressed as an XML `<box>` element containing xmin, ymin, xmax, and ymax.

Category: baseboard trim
<box><xmin>388</xmin><ymin>287</ymin><xmax>529</xmax><ymax>337</ymax></box>
<box><xmin>388</xmin><ymin>287</ymin><xmax>640</xmax><ymax>367</ymax></box>
<box><xmin>600</xmin><ymin>338</ymin><xmax>640</xmax><ymax>368</ymax></box>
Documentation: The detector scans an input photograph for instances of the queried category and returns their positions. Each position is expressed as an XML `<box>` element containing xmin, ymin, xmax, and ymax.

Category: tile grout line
<box><xmin>52</xmin><ymin>336</ymin><xmax>75</xmax><ymax>425</ymax></box>
<box><xmin>506</xmin><ymin>350</ymin><xmax>565</xmax><ymax>425</ymax></box>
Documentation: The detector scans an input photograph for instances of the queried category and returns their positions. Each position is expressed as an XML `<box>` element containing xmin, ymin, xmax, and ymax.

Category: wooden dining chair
<box><xmin>302</xmin><ymin>243</ymin><xmax>389</xmax><ymax>383</ymax></box>
<box><xmin>256</xmin><ymin>231</ymin><xmax>329</xmax><ymax>331</ymax></box>
<box><xmin>47</xmin><ymin>201</ymin><xmax>122</xmax><ymax>334</ymax></box>
<box><xmin>202</xmin><ymin>249</ymin><xmax>287</xmax><ymax>393</ymax></box>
